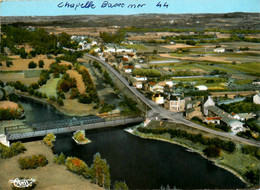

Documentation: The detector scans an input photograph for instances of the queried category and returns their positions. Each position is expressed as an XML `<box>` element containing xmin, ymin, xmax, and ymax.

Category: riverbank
<box><xmin>0</xmin><ymin>140</ymin><xmax>102</xmax><ymax>190</ymax></box>
<box><xmin>15</xmin><ymin>91</ymin><xmax>96</xmax><ymax>117</ymax></box>
<box><xmin>125</xmin><ymin>121</ymin><xmax>260</xmax><ymax>188</ymax></box>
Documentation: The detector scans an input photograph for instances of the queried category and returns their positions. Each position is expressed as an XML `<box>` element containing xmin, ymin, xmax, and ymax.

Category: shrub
<box><xmin>0</xmin><ymin>142</ymin><xmax>26</xmax><ymax>159</ymax></box>
<box><xmin>57</xmin><ymin>97</ymin><xmax>64</xmax><ymax>106</ymax></box>
<box><xmin>203</xmin><ymin>146</ymin><xmax>221</xmax><ymax>158</ymax></box>
<box><xmin>244</xmin><ymin>169</ymin><xmax>260</xmax><ymax>185</ymax></box>
<box><xmin>18</xmin><ymin>154</ymin><xmax>48</xmax><ymax>169</ymax></box>
<box><xmin>28</xmin><ymin>61</ymin><xmax>37</xmax><ymax>69</ymax></box>
<box><xmin>114</xmin><ymin>181</ymin><xmax>129</xmax><ymax>190</ymax></box>
<box><xmin>54</xmin><ymin>152</ymin><xmax>66</xmax><ymax>165</ymax></box>
<box><xmin>43</xmin><ymin>133</ymin><xmax>56</xmax><ymax>148</ymax></box>
<box><xmin>65</xmin><ymin>157</ymin><xmax>89</xmax><ymax>175</ymax></box>
<box><xmin>38</xmin><ymin>60</ymin><xmax>44</xmax><ymax>68</ymax></box>
<box><xmin>6</xmin><ymin>60</ymin><xmax>13</xmax><ymax>67</ymax></box>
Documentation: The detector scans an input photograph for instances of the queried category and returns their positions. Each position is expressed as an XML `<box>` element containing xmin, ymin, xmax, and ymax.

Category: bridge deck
<box><xmin>6</xmin><ymin>117</ymin><xmax>144</xmax><ymax>141</ymax></box>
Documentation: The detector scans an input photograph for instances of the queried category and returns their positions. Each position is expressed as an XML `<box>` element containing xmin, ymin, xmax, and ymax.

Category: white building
<box><xmin>204</xmin><ymin>117</ymin><xmax>221</xmax><ymax>125</ymax></box>
<box><xmin>229</xmin><ymin>120</ymin><xmax>244</xmax><ymax>133</ymax></box>
<box><xmin>203</xmin><ymin>96</ymin><xmax>215</xmax><ymax>116</ymax></box>
<box><xmin>233</xmin><ymin>113</ymin><xmax>255</xmax><ymax>121</ymax></box>
<box><xmin>149</xmin><ymin>84</ymin><xmax>164</xmax><ymax>93</ymax></box>
<box><xmin>165</xmin><ymin>95</ymin><xmax>185</xmax><ymax>112</ymax></box>
<box><xmin>214</xmin><ymin>48</ymin><xmax>225</xmax><ymax>53</ymax></box>
<box><xmin>134</xmin><ymin>82</ymin><xmax>143</xmax><ymax>89</ymax></box>
<box><xmin>153</xmin><ymin>94</ymin><xmax>164</xmax><ymax>105</ymax></box>
<box><xmin>124</xmin><ymin>66</ymin><xmax>133</xmax><ymax>73</ymax></box>
<box><xmin>253</xmin><ymin>94</ymin><xmax>260</xmax><ymax>104</ymax></box>
<box><xmin>134</xmin><ymin>76</ymin><xmax>147</xmax><ymax>82</ymax></box>
<box><xmin>196</xmin><ymin>85</ymin><xmax>208</xmax><ymax>91</ymax></box>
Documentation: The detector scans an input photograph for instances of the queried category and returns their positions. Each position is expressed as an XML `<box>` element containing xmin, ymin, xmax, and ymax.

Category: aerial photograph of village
<box><xmin>0</xmin><ymin>0</ymin><xmax>260</xmax><ymax>189</ymax></box>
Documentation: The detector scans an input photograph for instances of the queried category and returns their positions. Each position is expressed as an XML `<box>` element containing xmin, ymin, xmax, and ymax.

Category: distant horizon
<box><xmin>1</xmin><ymin>12</ymin><xmax>260</xmax><ymax>18</ymax></box>
<box><xmin>1</xmin><ymin>0</ymin><xmax>260</xmax><ymax>17</ymax></box>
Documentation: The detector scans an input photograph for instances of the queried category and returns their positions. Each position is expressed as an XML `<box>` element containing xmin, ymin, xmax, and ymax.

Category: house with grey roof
<box><xmin>207</xmin><ymin>106</ymin><xmax>244</xmax><ymax>133</ymax></box>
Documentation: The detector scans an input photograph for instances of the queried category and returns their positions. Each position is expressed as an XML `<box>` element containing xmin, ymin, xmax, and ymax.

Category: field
<box><xmin>0</xmin><ymin>55</ymin><xmax>54</xmax><ymax>71</ymax></box>
<box><xmin>0</xmin><ymin>101</ymin><xmax>19</xmax><ymax>109</ymax></box>
<box><xmin>172</xmin><ymin>77</ymin><xmax>227</xmax><ymax>88</ymax></box>
<box><xmin>44</xmin><ymin>26</ymin><xmax>117</xmax><ymax>36</ymax></box>
<box><xmin>38</xmin><ymin>78</ymin><xmax>61</xmax><ymax>98</ymax></box>
<box><xmin>66</xmin><ymin>70</ymin><xmax>86</xmax><ymax>94</ymax></box>
<box><xmin>124</xmin><ymin>44</ymin><xmax>148</xmax><ymax>50</ymax></box>
<box><xmin>223</xmin><ymin>63</ymin><xmax>260</xmax><ymax>76</ymax></box>
<box><xmin>0</xmin><ymin>72</ymin><xmax>39</xmax><ymax>86</ymax></box>
<box><xmin>0</xmin><ymin>141</ymin><xmax>101</xmax><ymax>190</ymax></box>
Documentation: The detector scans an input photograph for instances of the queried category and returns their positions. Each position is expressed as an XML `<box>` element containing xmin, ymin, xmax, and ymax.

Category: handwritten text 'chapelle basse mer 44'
<box><xmin>57</xmin><ymin>1</ymin><xmax>169</xmax><ymax>10</ymax></box>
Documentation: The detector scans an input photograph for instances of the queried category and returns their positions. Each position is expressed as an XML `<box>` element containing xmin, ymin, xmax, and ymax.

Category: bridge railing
<box><xmin>5</xmin><ymin>114</ymin><xmax>144</xmax><ymax>136</ymax></box>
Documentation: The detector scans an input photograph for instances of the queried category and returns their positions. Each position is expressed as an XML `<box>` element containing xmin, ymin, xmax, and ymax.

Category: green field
<box><xmin>223</xmin><ymin>62</ymin><xmax>260</xmax><ymax>75</ymax></box>
<box><xmin>124</xmin><ymin>44</ymin><xmax>148</xmax><ymax>50</ymax></box>
<box><xmin>0</xmin><ymin>56</ymin><xmax>15</xmax><ymax>61</ymax></box>
<box><xmin>38</xmin><ymin>78</ymin><xmax>60</xmax><ymax>98</ymax></box>
<box><xmin>172</xmin><ymin>77</ymin><xmax>227</xmax><ymax>88</ymax></box>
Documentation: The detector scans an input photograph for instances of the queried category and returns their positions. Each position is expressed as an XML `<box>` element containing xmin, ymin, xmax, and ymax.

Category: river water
<box><xmin>18</xmin><ymin>97</ymin><xmax>246</xmax><ymax>189</ymax></box>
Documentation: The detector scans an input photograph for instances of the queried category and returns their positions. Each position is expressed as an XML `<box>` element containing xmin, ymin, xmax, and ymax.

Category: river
<box><xmin>18</xmin><ymin>97</ymin><xmax>246</xmax><ymax>189</ymax></box>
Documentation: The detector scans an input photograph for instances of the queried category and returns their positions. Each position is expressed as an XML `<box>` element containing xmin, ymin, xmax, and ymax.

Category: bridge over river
<box><xmin>5</xmin><ymin>115</ymin><xmax>144</xmax><ymax>141</ymax></box>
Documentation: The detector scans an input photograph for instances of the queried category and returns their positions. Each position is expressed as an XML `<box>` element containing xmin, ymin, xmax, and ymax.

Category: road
<box><xmin>84</xmin><ymin>54</ymin><xmax>260</xmax><ymax>147</ymax></box>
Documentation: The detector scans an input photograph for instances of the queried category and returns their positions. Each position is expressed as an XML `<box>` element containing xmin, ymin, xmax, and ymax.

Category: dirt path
<box><xmin>0</xmin><ymin>141</ymin><xmax>102</xmax><ymax>190</ymax></box>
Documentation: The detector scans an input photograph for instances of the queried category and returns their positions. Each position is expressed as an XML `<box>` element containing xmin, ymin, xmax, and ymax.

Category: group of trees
<box><xmin>65</xmin><ymin>153</ymin><xmax>111</xmax><ymax>189</ymax></box>
<box><xmin>99</xmin><ymin>31</ymin><xmax>125</xmax><ymax>44</ymax></box>
<box><xmin>119</xmin><ymin>96</ymin><xmax>141</xmax><ymax>115</ymax></box>
<box><xmin>0</xmin><ymin>142</ymin><xmax>26</xmax><ymax>159</ymax></box>
<box><xmin>28</xmin><ymin>60</ymin><xmax>45</xmax><ymax>69</ymax></box>
<box><xmin>63</xmin><ymin>153</ymin><xmax>128</xmax><ymax>189</ymax></box>
<box><xmin>2</xmin><ymin>26</ymin><xmax>62</xmax><ymax>55</ymax></box>
<box><xmin>133</xmin><ymin>68</ymin><xmax>161</xmax><ymax>77</ymax></box>
<box><xmin>18</xmin><ymin>154</ymin><xmax>48</xmax><ymax>169</ymax></box>
<box><xmin>219</xmin><ymin>100</ymin><xmax>260</xmax><ymax>114</ymax></box>
<box><xmin>77</xmin><ymin>67</ymin><xmax>99</xmax><ymax>104</ymax></box>
<box><xmin>0</xmin><ymin>108</ymin><xmax>23</xmax><ymax>121</ymax></box>
<box><xmin>137</xmin><ymin>127</ymin><xmax>236</xmax><ymax>153</ymax></box>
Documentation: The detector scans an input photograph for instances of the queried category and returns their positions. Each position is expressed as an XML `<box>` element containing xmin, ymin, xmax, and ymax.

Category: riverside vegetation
<box><xmin>134</xmin><ymin>121</ymin><xmax>260</xmax><ymax>187</ymax></box>
<box><xmin>43</xmin><ymin>134</ymin><xmax>129</xmax><ymax>189</ymax></box>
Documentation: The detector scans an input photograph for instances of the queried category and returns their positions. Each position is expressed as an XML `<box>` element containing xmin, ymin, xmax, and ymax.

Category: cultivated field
<box><xmin>0</xmin><ymin>73</ymin><xmax>39</xmax><ymax>86</ymax></box>
<box><xmin>66</xmin><ymin>70</ymin><xmax>86</xmax><ymax>94</ymax></box>
<box><xmin>44</xmin><ymin>26</ymin><xmax>117</xmax><ymax>36</ymax></box>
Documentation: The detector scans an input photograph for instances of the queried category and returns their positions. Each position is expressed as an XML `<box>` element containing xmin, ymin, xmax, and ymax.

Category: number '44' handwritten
<box><xmin>156</xmin><ymin>2</ymin><xmax>169</xmax><ymax>8</ymax></box>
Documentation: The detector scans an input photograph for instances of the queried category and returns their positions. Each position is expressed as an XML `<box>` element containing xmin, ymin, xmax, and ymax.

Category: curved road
<box><xmin>85</xmin><ymin>54</ymin><xmax>260</xmax><ymax>147</ymax></box>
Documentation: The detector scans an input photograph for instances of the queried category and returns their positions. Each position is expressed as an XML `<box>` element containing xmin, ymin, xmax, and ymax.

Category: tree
<box><xmin>89</xmin><ymin>153</ymin><xmax>111</xmax><ymax>188</ymax></box>
<box><xmin>203</xmin><ymin>146</ymin><xmax>221</xmax><ymax>157</ymax></box>
<box><xmin>28</xmin><ymin>61</ymin><xmax>37</xmax><ymax>69</ymax></box>
<box><xmin>38</xmin><ymin>60</ymin><xmax>45</xmax><ymax>68</ymax></box>
<box><xmin>6</xmin><ymin>61</ymin><xmax>13</xmax><ymax>67</ymax></box>
<box><xmin>244</xmin><ymin>169</ymin><xmax>260</xmax><ymax>185</ymax></box>
<box><xmin>114</xmin><ymin>181</ymin><xmax>128</xmax><ymax>190</ymax></box>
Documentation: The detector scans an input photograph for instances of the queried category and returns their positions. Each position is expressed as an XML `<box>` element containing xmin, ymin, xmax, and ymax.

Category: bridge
<box><xmin>85</xmin><ymin>54</ymin><xmax>260</xmax><ymax>147</ymax></box>
<box><xmin>5</xmin><ymin>115</ymin><xmax>144</xmax><ymax>141</ymax></box>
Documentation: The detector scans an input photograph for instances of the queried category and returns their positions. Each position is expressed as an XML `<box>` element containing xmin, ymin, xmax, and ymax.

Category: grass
<box><xmin>171</xmin><ymin>64</ymin><xmax>204</xmax><ymax>70</ymax></box>
<box><xmin>172</xmin><ymin>77</ymin><xmax>227</xmax><ymax>87</ymax></box>
<box><xmin>234</xmin><ymin>79</ymin><xmax>253</xmax><ymax>85</ymax></box>
<box><xmin>223</xmin><ymin>62</ymin><xmax>260</xmax><ymax>75</ymax></box>
<box><xmin>124</xmin><ymin>44</ymin><xmax>148</xmax><ymax>50</ymax></box>
<box><xmin>0</xmin><ymin>56</ymin><xmax>15</xmax><ymax>61</ymax></box>
<box><xmin>38</xmin><ymin>78</ymin><xmax>60</xmax><ymax>98</ymax></box>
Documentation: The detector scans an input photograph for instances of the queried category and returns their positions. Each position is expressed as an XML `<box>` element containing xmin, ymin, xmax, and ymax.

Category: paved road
<box><xmin>85</xmin><ymin>54</ymin><xmax>260</xmax><ymax>147</ymax></box>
